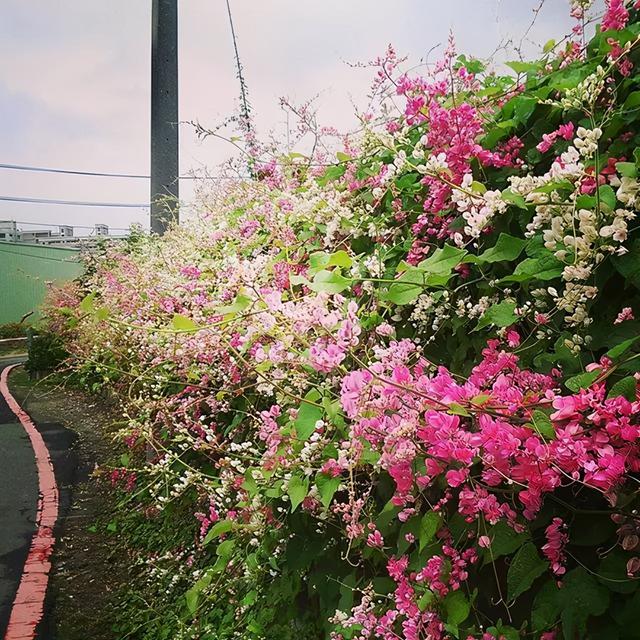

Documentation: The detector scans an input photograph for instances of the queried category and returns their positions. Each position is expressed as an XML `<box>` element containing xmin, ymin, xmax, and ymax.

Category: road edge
<box><xmin>0</xmin><ymin>364</ymin><xmax>59</xmax><ymax>640</ymax></box>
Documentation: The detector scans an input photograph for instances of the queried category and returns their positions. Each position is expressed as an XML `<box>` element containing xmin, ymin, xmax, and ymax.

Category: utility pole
<box><xmin>151</xmin><ymin>0</ymin><xmax>179</xmax><ymax>235</ymax></box>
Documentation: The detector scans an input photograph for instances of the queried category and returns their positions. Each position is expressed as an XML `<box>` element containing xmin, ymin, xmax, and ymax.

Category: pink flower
<box><xmin>179</xmin><ymin>265</ymin><xmax>201</xmax><ymax>279</ymax></box>
<box><xmin>478</xmin><ymin>535</ymin><xmax>491</xmax><ymax>548</ymax></box>
<box><xmin>614</xmin><ymin>307</ymin><xmax>634</xmax><ymax>324</ymax></box>
<box><xmin>602</xmin><ymin>0</ymin><xmax>629</xmax><ymax>31</ymax></box>
<box><xmin>557</xmin><ymin>122</ymin><xmax>575</xmax><ymax>140</ymax></box>
<box><xmin>366</xmin><ymin>529</ymin><xmax>384</xmax><ymax>548</ymax></box>
<box><xmin>535</xmin><ymin>312</ymin><xmax>549</xmax><ymax>325</ymax></box>
<box><xmin>389</xmin><ymin>462</ymin><xmax>414</xmax><ymax>494</ymax></box>
<box><xmin>536</xmin><ymin>123</ymin><xmax>574</xmax><ymax>153</ymax></box>
<box><xmin>309</xmin><ymin>339</ymin><xmax>346</xmax><ymax>373</ymax></box>
<box><xmin>506</xmin><ymin>329</ymin><xmax>521</xmax><ymax>348</ymax></box>
<box><xmin>542</xmin><ymin>517</ymin><xmax>568</xmax><ymax>575</ymax></box>
<box><xmin>536</xmin><ymin>132</ymin><xmax>557</xmax><ymax>153</ymax></box>
<box><xmin>445</xmin><ymin>468</ymin><xmax>469</xmax><ymax>487</ymax></box>
<box><xmin>375</xmin><ymin>322</ymin><xmax>395</xmax><ymax>337</ymax></box>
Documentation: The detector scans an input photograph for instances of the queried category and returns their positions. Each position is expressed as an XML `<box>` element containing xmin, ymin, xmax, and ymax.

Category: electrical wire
<box><xmin>0</xmin><ymin>163</ymin><xmax>148</xmax><ymax>179</ymax></box>
<box><xmin>0</xmin><ymin>162</ymin><xmax>241</xmax><ymax>180</ymax></box>
<box><xmin>0</xmin><ymin>195</ymin><xmax>149</xmax><ymax>208</ymax></box>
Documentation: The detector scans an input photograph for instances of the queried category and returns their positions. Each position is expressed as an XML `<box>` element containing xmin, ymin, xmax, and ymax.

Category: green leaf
<box><xmin>216</xmin><ymin>539</ymin><xmax>236</xmax><ymax>557</ymax></box>
<box><xmin>316</xmin><ymin>473</ymin><xmax>341</xmax><ymax>509</ymax></box>
<box><xmin>532</xmin><ymin>579</ymin><xmax>561</xmax><ymax>631</ymax></box>
<box><xmin>185</xmin><ymin>570</ymin><xmax>213</xmax><ymax>615</ymax></box>
<box><xmin>327</xmin><ymin>250</ymin><xmax>353</xmax><ymax>269</ymax></box>
<box><xmin>448</xmin><ymin>402</ymin><xmax>471</xmax><ymax>416</ymax></box>
<box><xmin>533</xmin><ymin>179</ymin><xmax>575</xmax><ymax>194</ymax></box>
<box><xmin>500</xmin><ymin>253</ymin><xmax>563</xmax><ymax>283</ymax></box>
<box><xmin>295</xmin><ymin>389</ymin><xmax>323</xmax><ymax>440</ymax></box>
<box><xmin>475</xmin><ymin>301</ymin><xmax>518</xmax><ymax>331</ymax></box>
<box><xmin>501</xmin><ymin>188</ymin><xmax>528</xmax><ymax>210</ymax></box>
<box><xmin>624</xmin><ymin>91</ymin><xmax>640</xmax><ymax>110</ymax></box>
<box><xmin>559</xmin><ymin>567</ymin><xmax>609</xmax><ymax>639</ymax></box>
<box><xmin>607</xmin><ymin>336</ymin><xmax>640</xmax><ymax>360</ymax></box>
<box><xmin>486</xmin><ymin>625</ymin><xmax>520</xmax><ymax>640</ymax></box>
<box><xmin>598</xmin><ymin>552</ymin><xmax>639</xmax><ymax>594</ymax></box>
<box><xmin>338</xmin><ymin>572</ymin><xmax>357</xmax><ymax>613</ymax></box>
<box><xmin>384</xmin><ymin>268</ymin><xmax>425</xmax><ymax>305</ymax></box>
<box><xmin>79</xmin><ymin>293</ymin><xmax>96</xmax><ymax>313</ymax></box>
<box><xmin>398</xmin><ymin>517</ymin><xmax>422</xmax><ymax>554</ymax></box>
<box><xmin>318</xmin><ymin>164</ymin><xmax>346</xmax><ymax>185</ymax></box>
<box><xmin>419</xmin><ymin>512</ymin><xmax>441</xmax><ymax>551</ymax></box>
<box><xmin>482</xmin><ymin>521</ymin><xmax>530</xmax><ymax>565</ymax></box>
<box><xmin>612</xmin><ymin>239</ymin><xmax>640</xmax><ymax>287</ymax></box>
<box><xmin>336</xmin><ymin>151</ymin><xmax>351</xmax><ymax>163</ymax></box>
<box><xmin>287</xmin><ymin>474</ymin><xmax>309</xmax><ymax>512</ymax></box>
<box><xmin>185</xmin><ymin>588</ymin><xmax>199</xmax><ymax>615</ymax></box>
<box><xmin>171</xmin><ymin>313</ymin><xmax>199</xmax><ymax>332</ymax></box>
<box><xmin>576</xmin><ymin>193</ymin><xmax>597</xmax><ymax>209</ymax></box>
<box><xmin>395</xmin><ymin>172</ymin><xmax>420</xmax><ymax>189</ymax></box>
<box><xmin>565</xmin><ymin>369</ymin><xmax>601</xmax><ymax>392</ymax></box>
<box><xmin>95</xmin><ymin>306</ymin><xmax>110</xmax><ymax>321</ymax></box>
<box><xmin>531</xmin><ymin>409</ymin><xmax>555</xmax><ymax>439</ymax></box>
<box><xmin>309</xmin><ymin>269</ymin><xmax>351</xmax><ymax>294</ymax></box>
<box><xmin>213</xmin><ymin>294</ymin><xmax>252</xmax><ymax>316</ymax></box>
<box><xmin>507</xmin><ymin>542</ymin><xmax>548</xmax><ymax>601</ymax></box>
<box><xmin>506</xmin><ymin>60</ymin><xmax>539</xmax><ymax>74</ymax></box>
<box><xmin>376</xmin><ymin>499</ymin><xmax>400</xmax><ymax>534</ymax></box>
<box><xmin>513</xmin><ymin>96</ymin><xmax>538</xmax><ymax>124</ymax></box>
<box><xmin>308</xmin><ymin>252</ymin><xmax>330</xmax><ymax>271</ymax></box>
<box><xmin>418</xmin><ymin>590</ymin><xmax>435</xmax><ymax>611</ymax></box>
<box><xmin>444</xmin><ymin>591</ymin><xmax>470</xmax><ymax>626</ymax></box>
<box><xmin>616</xmin><ymin>161</ymin><xmax>637</xmax><ymax>178</ymax></box>
<box><xmin>476</xmin><ymin>233</ymin><xmax>527</xmax><ymax>263</ymax></box>
<box><xmin>418</xmin><ymin>244</ymin><xmax>467</xmax><ymax>276</ymax></box>
<box><xmin>608</xmin><ymin>376</ymin><xmax>637</xmax><ymax>401</ymax></box>
<box><xmin>203</xmin><ymin>519</ymin><xmax>234</xmax><ymax>545</ymax></box>
<box><xmin>597</xmin><ymin>184</ymin><xmax>617</xmax><ymax>211</ymax></box>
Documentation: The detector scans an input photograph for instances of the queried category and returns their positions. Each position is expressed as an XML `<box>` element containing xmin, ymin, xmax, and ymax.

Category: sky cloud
<box><xmin>0</xmin><ymin>0</ymin><xmax>598</xmax><ymax>232</ymax></box>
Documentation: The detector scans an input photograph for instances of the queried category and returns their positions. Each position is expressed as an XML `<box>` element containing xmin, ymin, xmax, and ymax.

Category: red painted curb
<box><xmin>1</xmin><ymin>365</ymin><xmax>59</xmax><ymax>640</ymax></box>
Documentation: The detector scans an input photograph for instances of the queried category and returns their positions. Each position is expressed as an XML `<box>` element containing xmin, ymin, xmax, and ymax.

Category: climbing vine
<box><xmin>47</xmin><ymin>3</ymin><xmax>640</xmax><ymax>638</ymax></box>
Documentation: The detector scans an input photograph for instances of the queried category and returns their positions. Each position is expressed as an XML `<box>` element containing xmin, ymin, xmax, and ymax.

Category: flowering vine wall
<box><xmin>46</xmin><ymin>2</ymin><xmax>640</xmax><ymax>638</ymax></box>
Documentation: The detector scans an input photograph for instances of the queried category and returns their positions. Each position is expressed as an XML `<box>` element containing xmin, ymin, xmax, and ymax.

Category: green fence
<box><xmin>0</xmin><ymin>242</ymin><xmax>84</xmax><ymax>324</ymax></box>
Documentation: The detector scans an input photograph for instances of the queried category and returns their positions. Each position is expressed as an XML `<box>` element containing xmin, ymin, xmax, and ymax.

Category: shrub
<box><xmin>25</xmin><ymin>331</ymin><xmax>68</xmax><ymax>375</ymax></box>
<box><xmin>0</xmin><ymin>322</ymin><xmax>27</xmax><ymax>339</ymax></box>
<box><xmin>48</xmin><ymin>4</ymin><xmax>640</xmax><ymax>639</ymax></box>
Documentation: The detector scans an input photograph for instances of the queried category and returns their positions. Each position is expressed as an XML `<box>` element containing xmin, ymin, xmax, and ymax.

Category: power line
<box><xmin>0</xmin><ymin>162</ymin><xmax>241</xmax><ymax>180</ymax></box>
<box><xmin>0</xmin><ymin>195</ymin><xmax>149</xmax><ymax>208</ymax></box>
<box><xmin>0</xmin><ymin>163</ymin><xmax>148</xmax><ymax>179</ymax></box>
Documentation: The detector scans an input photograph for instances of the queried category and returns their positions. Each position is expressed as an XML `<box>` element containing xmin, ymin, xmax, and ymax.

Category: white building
<box><xmin>0</xmin><ymin>220</ymin><xmax>119</xmax><ymax>246</ymax></box>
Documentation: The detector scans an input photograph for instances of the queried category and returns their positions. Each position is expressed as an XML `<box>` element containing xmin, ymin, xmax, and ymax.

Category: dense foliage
<box><xmin>0</xmin><ymin>322</ymin><xmax>27</xmax><ymax>339</ymax></box>
<box><xmin>48</xmin><ymin>3</ymin><xmax>640</xmax><ymax>638</ymax></box>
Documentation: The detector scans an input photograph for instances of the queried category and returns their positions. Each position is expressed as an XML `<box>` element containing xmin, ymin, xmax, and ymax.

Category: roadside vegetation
<box><xmin>39</xmin><ymin>3</ymin><xmax>640</xmax><ymax>638</ymax></box>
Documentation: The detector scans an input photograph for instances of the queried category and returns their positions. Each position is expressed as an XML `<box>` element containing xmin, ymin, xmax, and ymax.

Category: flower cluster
<box><xmin>45</xmin><ymin>6</ymin><xmax>640</xmax><ymax>640</ymax></box>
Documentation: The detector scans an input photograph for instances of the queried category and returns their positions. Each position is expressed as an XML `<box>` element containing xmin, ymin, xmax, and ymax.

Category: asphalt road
<box><xmin>0</xmin><ymin>361</ymin><xmax>77</xmax><ymax>639</ymax></box>
<box><xmin>0</xmin><ymin>360</ymin><xmax>37</xmax><ymax>636</ymax></box>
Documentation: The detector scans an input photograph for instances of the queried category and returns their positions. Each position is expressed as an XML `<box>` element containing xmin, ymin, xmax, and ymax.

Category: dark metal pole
<box><xmin>151</xmin><ymin>0</ymin><xmax>179</xmax><ymax>235</ymax></box>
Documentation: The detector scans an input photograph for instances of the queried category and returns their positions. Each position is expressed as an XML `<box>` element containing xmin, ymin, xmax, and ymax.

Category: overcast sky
<box><xmin>0</xmin><ymin>1</ymin><xmax>594</xmax><ymax>234</ymax></box>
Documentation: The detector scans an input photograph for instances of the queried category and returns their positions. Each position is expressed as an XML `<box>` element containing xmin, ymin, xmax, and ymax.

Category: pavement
<box><xmin>0</xmin><ymin>361</ymin><xmax>77</xmax><ymax>640</ymax></box>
